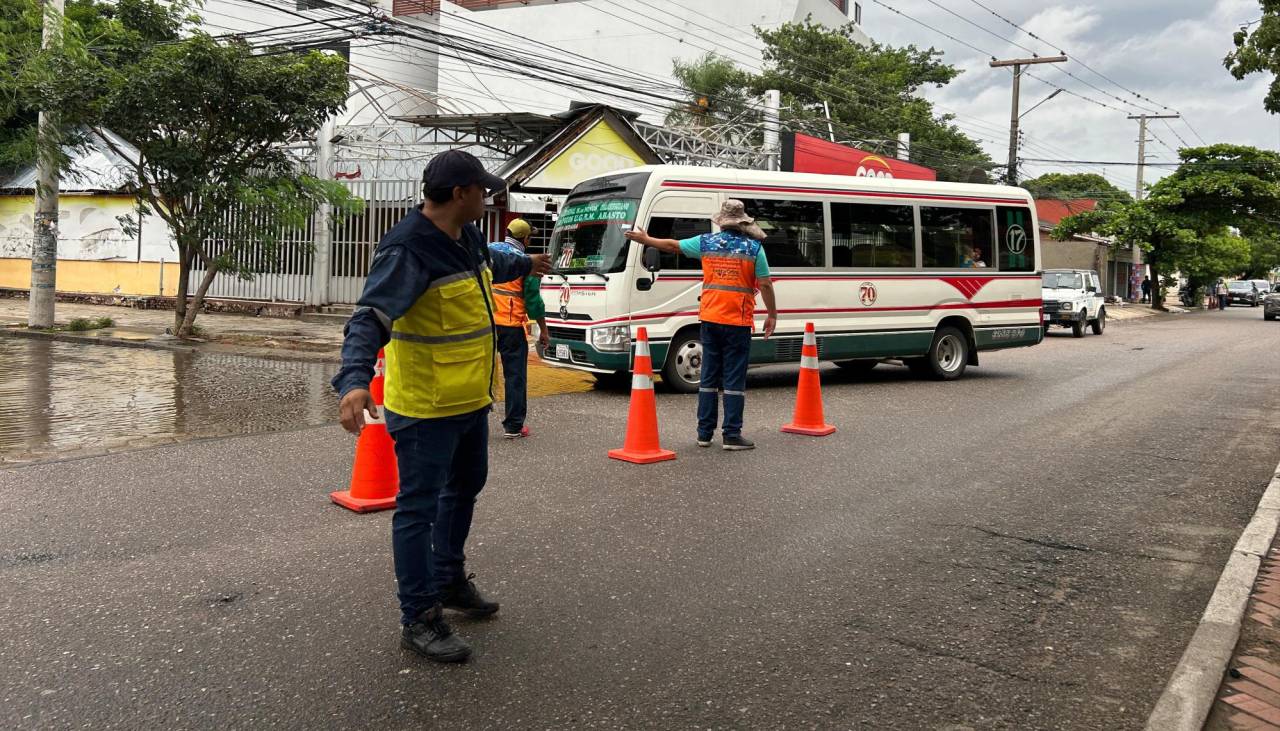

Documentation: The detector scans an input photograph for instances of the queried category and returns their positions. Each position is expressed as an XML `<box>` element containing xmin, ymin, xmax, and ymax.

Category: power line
<box><xmin>1161</xmin><ymin>119</ymin><xmax>1191</xmax><ymax>149</ymax></box>
<box><xmin>961</xmin><ymin>0</ymin><xmax>1178</xmax><ymax>114</ymax></box>
<box><xmin>921</xmin><ymin>0</ymin><xmax>1038</xmax><ymax>57</ymax></box>
<box><xmin>628</xmin><ymin>0</ymin><xmax>1027</xmax><ymax>144</ymax></box>
<box><xmin>871</xmin><ymin>0</ymin><xmax>993</xmax><ymax>58</ymax></box>
<box><xmin>1021</xmin><ymin>157</ymin><xmax>1280</xmax><ymax>167</ymax></box>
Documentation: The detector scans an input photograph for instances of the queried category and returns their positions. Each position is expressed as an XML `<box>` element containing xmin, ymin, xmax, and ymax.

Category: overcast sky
<box><xmin>865</xmin><ymin>0</ymin><xmax>1276</xmax><ymax>191</ymax></box>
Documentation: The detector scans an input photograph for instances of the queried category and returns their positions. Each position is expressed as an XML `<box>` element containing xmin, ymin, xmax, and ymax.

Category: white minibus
<box><xmin>539</xmin><ymin>165</ymin><xmax>1043</xmax><ymax>393</ymax></box>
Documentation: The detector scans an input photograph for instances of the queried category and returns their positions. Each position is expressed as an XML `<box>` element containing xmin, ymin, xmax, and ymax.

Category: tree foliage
<box><xmin>753</xmin><ymin>21</ymin><xmax>992</xmax><ymax>183</ymax></box>
<box><xmin>1020</xmin><ymin>173</ymin><xmax>1132</xmax><ymax>208</ymax></box>
<box><xmin>1</xmin><ymin>0</ymin><xmax>186</xmax><ymax>175</ymax></box>
<box><xmin>1054</xmin><ymin>144</ymin><xmax>1280</xmax><ymax>307</ymax></box>
<box><xmin>1225</xmin><ymin>3</ymin><xmax>1280</xmax><ymax>114</ymax></box>
<box><xmin>12</xmin><ymin>5</ymin><xmax>360</xmax><ymax>335</ymax></box>
<box><xmin>665</xmin><ymin>21</ymin><xmax>994</xmax><ymax>182</ymax></box>
<box><xmin>666</xmin><ymin>52</ymin><xmax>756</xmax><ymax>136</ymax></box>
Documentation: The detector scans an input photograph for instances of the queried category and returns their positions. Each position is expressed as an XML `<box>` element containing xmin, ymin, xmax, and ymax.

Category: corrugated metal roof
<box><xmin>1</xmin><ymin>128</ymin><xmax>140</xmax><ymax>193</ymax></box>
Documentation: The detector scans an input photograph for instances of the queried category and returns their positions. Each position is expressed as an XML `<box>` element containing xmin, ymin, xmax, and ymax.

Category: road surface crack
<box><xmin>862</xmin><ymin>630</ymin><xmax>1079</xmax><ymax>687</ymax></box>
<box><xmin>968</xmin><ymin>526</ymin><xmax>1091</xmax><ymax>552</ymax></box>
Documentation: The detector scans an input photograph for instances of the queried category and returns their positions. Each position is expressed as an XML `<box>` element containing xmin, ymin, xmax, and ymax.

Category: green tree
<box><xmin>666</xmin><ymin>52</ymin><xmax>757</xmax><ymax>137</ymax></box>
<box><xmin>1</xmin><ymin>0</ymin><xmax>186</xmax><ymax>175</ymax></box>
<box><xmin>1055</xmin><ymin>144</ymin><xmax>1280</xmax><ymax>308</ymax></box>
<box><xmin>1020</xmin><ymin>173</ymin><xmax>1132</xmax><ymax>207</ymax></box>
<box><xmin>750</xmin><ymin>20</ymin><xmax>994</xmax><ymax>182</ymax></box>
<box><xmin>14</xmin><ymin>11</ymin><xmax>360</xmax><ymax>336</ymax></box>
<box><xmin>1226</xmin><ymin>4</ymin><xmax>1280</xmax><ymax>113</ymax></box>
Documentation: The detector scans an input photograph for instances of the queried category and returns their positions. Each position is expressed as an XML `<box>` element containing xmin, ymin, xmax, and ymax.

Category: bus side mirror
<box><xmin>642</xmin><ymin>246</ymin><xmax>662</xmax><ymax>274</ymax></box>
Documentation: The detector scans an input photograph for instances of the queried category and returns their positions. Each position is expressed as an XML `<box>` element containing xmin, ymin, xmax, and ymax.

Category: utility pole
<box><xmin>897</xmin><ymin>132</ymin><xmax>911</xmax><ymax>161</ymax></box>
<box><xmin>762</xmin><ymin>90</ymin><xmax>781</xmax><ymax>172</ymax></box>
<box><xmin>1128</xmin><ymin>113</ymin><xmax>1180</xmax><ymax>200</ymax></box>
<box><xmin>1127</xmin><ymin>113</ymin><xmax>1179</xmax><ymax>305</ymax></box>
<box><xmin>29</xmin><ymin>0</ymin><xmax>65</xmax><ymax>329</ymax></box>
<box><xmin>990</xmin><ymin>55</ymin><xmax>1067</xmax><ymax>185</ymax></box>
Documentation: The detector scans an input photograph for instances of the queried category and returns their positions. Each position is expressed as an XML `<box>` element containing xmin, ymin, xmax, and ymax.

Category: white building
<box><xmin>195</xmin><ymin>0</ymin><xmax>444</xmax><ymax>124</ymax></box>
<box><xmin>427</xmin><ymin>0</ymin><xmax>869</xmax><ymax>121</ymax></box>
<box><xmin>195</xmin><ymin>0</ymin><xmax>867</xmax><ymax>125</ymax></box>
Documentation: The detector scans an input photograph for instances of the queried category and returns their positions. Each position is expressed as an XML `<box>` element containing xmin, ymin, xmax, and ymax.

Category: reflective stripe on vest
<box><xmin>384</xmin><ymin>266</ymin><xmax>496</xmax><ymax>420</ymax></box>
<box><xmin>492</xmin><ymin>277</ymin><xmax>526</xmax><ymax>327</ymax></box>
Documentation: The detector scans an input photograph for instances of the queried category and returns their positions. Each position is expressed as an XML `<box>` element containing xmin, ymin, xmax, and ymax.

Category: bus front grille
<box><xmin>548</xmin><ymin>326</ymin><xmax>587</xmax><ymax>342</ymax></box>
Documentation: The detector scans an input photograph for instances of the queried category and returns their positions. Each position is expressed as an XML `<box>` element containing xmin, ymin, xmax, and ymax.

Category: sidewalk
<box><xmin>1207</xmin><ymin>533</ymin><xmax>1280</xmax><ymax>730</ymax></box>
<box><xmin>1106</xmin><ymin>301</ymin><xmax>1191</xmax><ymax>322</ymax></box>
<box><xmin>0</xmin><ymin>297</ymin><xmax>344</xmax><ymax>360</ymax></box>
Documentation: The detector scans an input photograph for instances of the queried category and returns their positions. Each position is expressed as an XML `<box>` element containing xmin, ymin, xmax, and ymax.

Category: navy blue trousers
<box><xmin>389</xmin><ymin>408</ymin><xmax>488</xmax><ymax>625</ymax></box>
<box><xmin>697</xmin><ymin>322</ymin><xmax>752</xmax><ymax>439</ymax></box>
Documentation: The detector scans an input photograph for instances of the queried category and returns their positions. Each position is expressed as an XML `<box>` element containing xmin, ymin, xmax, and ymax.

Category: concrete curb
<box><xmin>0</xmin><ymin>325</ymin><xmax>340</xmax><ymax>365</ymax></box>
<box><xmin>1145</xmin><ymin>463</ymin><xmax>1280</xmax><ymax>730</ymax></box>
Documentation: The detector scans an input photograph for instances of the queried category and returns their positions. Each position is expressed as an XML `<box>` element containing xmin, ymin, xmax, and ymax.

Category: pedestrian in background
<box><xmin>334</xmin><ymin>150</ymin><xmax>551</xmax><ymax>663</ymax></box>
<box><xmin>625</xmin><ymin>199</ymin><xmax>778</xmax><ymax>451</ymax></box>
<box><xmin>1216</xmin><ymin>279</ymin><xmax>1229</xmax><ymax>310</ymax></box>
<box><xmin>1141</xmin><ymin>276</ymin><xmax>1151</xmax><ymax>303</ymax></box>
<box><xmin>489</xmin><ymin>218</ymin><xmax>549</xmax><ymax>439</ymax></box>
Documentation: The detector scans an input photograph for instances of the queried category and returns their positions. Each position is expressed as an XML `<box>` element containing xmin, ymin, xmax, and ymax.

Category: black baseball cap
<box><xmin>422</xmin><ymin>149</ymin><xmax>507</xmax><ymax>194</ymax></box>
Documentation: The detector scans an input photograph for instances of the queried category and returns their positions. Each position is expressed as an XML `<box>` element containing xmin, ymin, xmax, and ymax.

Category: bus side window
<box><xmin>831</xmin><ymin>202</ymin><xmax>916</xmax><ymax>267</ymax></box>
<box><xmin>921</xmin><ymin>207</ymin><xmax>994</xmax><ymax>269</ymax></box>
<box><xmin>737</xmin><ymin>198</ymin><xmax>826</xmax><ymax>268</ymax></box>
<box><xmin>646</xmin><ymin>216</ymin><xmax>710</xmax><ymax>270</ymax></box>
<box><xmin>995</xmin><ymin>206</ymin><xmax>1035</xmax><ymax>272</ymax></box>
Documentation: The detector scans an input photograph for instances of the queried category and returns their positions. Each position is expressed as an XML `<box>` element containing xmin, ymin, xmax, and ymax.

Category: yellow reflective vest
<box><xmin>384</xmin><ymin>265</ymin><xmax>497</xmax><ymax>420</ymax></box>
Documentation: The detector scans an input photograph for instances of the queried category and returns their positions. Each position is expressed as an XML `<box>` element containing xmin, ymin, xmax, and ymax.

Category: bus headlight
<box><xmin>591</xmin><ymin>325</ymin><xmax>631</xmax><ymax>352</ymax></box>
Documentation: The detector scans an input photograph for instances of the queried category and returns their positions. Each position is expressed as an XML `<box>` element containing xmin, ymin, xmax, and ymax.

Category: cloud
<box><xmin>870</xmin><ymin>0</ymin><xmax>1279</xmax><ymax>186</ymax></box>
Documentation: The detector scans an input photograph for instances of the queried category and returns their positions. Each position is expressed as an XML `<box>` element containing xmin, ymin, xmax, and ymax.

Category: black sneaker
<box><xmin>401</xmin><ymin>605</ymin><xmax>471</xmax><ymax>663</ymax></box>
<box><xmin>722</xmin><ymin>435</ymin><xmax>756</xmax><ymax>451</ymax></box>
<box><xmin>441</xmin><ymin>573</ymin><xmax>500</xmax><ymax>618</ymax></box>
<box><xmin>696</xmin><ymin>434</ymin><xmax>713</xmax><ymax>447</ymax></box>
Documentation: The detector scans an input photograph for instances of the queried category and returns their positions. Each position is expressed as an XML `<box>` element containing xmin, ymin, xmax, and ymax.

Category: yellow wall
<box><xmin>0</xmin><ymin>258</ymin><xmax>182</xmax><ymax>297</ymax></box>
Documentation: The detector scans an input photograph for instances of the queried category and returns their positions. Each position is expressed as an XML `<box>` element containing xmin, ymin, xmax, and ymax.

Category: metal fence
<box><xmin>329</xmin><ymin>179</ymin><xmax>421</xmax><ymax>304</ymax></box>
<box><xmin>194</xmin><ymin>204</ymin><xmax>316</xmax><ymax>302</ymax></box>
<box><xmin>190</xmin><ymin>179</ymin><xmax>424</xmax><ymax>305</ymax></box>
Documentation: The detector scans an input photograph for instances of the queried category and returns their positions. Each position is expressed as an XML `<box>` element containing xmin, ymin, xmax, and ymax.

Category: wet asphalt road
<box><xmin>3</xmin><ymin>307</ymin><xmax>1280</xmax><ymax>730</ymax></box>
<box><xmin>0</xmin><ymin>340</ymin><xmax>336</xmax><ymax>463</ymax></box>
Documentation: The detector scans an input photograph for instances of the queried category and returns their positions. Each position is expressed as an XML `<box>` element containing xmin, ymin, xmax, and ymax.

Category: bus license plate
<box><xmin>556</xmin><ymin>344</ymin><xmax>570</xmax><ymax>361</ymax></box>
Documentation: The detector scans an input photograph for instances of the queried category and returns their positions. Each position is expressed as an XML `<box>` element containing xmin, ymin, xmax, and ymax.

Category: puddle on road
<box><xmin>0</xmin><ymin>339</ymin><xmax>337</xmax><ymax>462</ymax></box>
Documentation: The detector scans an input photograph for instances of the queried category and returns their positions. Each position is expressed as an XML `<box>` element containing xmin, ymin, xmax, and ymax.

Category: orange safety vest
<box><xmin>700</xmin><ymin>240</ymin><xmax>760</xmax><ymax>328</ymax></box>
<box><xmin>492</xmin><ymin>277</ymin><xmax>526</xmax><ymax>327</ymax></box>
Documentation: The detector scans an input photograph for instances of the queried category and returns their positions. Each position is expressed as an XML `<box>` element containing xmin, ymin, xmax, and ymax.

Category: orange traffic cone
<box><xmin>608</xmin><ymin>327</ymin><xmax>676</xmax><ymax>464</ymax></box>
<box><xmin>782</xmin><ymin>322</ymin><xmax>836</xmax><ymax>437</ymax></box>
<box><xmin>331</xmin><ymin>349</ymin><xmax>399</xmax><ymax>512</ymax></box>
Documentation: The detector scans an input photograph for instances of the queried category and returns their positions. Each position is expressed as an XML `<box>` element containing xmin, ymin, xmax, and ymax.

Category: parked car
<box><xmin>1227</xmin><ymin>280</ymin><xmax>1261</xmax><ymax>307</ymax></box>
<box><xmin>1265</xmin><ymin>283</ymin><xmax>1280</xmax><ymax>321</ymax></box>
<box><xmin>1042</xmin><ymin>269</ymin><xmax>1106</xmax><ymax>338</ymax></box>
<box><xmin>1251</xmin><ymin>280</ymin><xmax>1273</xmax><ymax>301</ymax></box>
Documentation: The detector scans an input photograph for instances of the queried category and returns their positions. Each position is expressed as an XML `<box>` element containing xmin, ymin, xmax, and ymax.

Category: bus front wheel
<box><xmin>661</xmin><ymin>330</ymin><xmax>703</xmax><ymax>394</ymax></box>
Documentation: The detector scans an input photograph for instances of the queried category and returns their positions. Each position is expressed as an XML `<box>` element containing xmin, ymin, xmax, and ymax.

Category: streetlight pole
<box><xmin>990</xmin><ymin>55</ymin><xmax>1067</xmax><ymax>185</ymax></box>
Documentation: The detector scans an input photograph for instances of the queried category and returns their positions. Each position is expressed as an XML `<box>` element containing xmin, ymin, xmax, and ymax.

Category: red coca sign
<box><xmin>781</xmin><ymin>132</ymin><xmax>937</xmax><ymax>181</ymax></box>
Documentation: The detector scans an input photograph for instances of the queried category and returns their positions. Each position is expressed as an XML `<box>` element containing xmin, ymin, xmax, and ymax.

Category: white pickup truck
<box><xmin>1041</xmin><ymin>269</ymin><xmax>1106</xmax><ymax>338</ymax></box>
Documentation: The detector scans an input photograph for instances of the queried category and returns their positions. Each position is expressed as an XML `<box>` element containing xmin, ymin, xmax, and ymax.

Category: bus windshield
<box><xmin>549</xmin><ymin>197</ymin><xmax>639</xmax><ymax>274</ymax></box>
